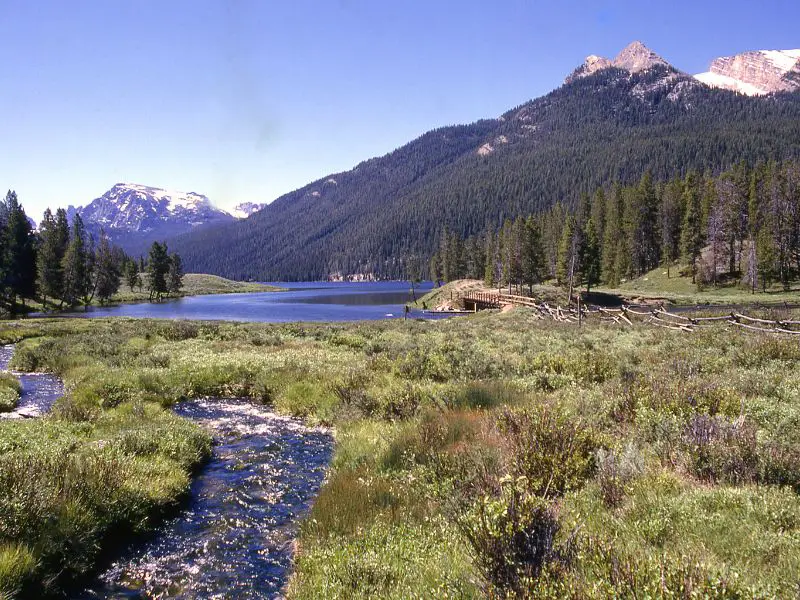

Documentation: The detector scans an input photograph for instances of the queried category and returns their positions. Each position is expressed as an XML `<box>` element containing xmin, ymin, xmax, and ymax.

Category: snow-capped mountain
<box><xmin>695</xmin><ymin>49</ymin><xmax>800</xmax><ymax>96</ymax></box>
<box><xmin>79</xmin><ymin>183</ymin><xmax>233</xmax><ymax>233</ymax></box>
<box><xmin>76</xmin><ymin>183</ymin><xmax>236</xmax><ymax>254</ymax></box>
<box><xmin>230</xmin><ymin>202</ymin><xmax>267</xmax><ymax>219</ymax></box>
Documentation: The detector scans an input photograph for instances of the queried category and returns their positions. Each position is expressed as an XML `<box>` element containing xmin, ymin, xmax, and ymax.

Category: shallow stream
<box><xmin>0</xmin><ymin>345</ymin><xmax>333</xmax><ymax>599</ymax></box>
<box><xmin>80</xmin><ymin>399</ymin><xmax>332</xmax><ymax>599</ymax></box>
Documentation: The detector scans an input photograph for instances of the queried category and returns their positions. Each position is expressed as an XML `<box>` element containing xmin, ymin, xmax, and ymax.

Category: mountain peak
<box><xmin>613</xmin><ymin>41</ymin><xmax>670</xmax><ymax>72</ymax></box>
<box><xmin>566</xmin><ymin>41</ymin><xmax>673</xmax><ymax>83</ymax></box>
<box><xmin>75</xmin><ymin>183</ymin><xmax>235</xmax><ymax>254</ymax></box>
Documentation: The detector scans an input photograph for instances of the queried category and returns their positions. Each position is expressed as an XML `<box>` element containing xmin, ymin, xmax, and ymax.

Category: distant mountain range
<box><xmin>568</xmin><ymin>42</ymin><xmax>800</xmax><ymax>96</ymax></box>
<box><xmin>70</xmin><ymin>184</ymin><xmax>266</xmax><ymax>255</ymax></box>
<box><xmin>73</xmin><ymin>42</ymin><xmax>800</xmax><ymax>275</ymax></box>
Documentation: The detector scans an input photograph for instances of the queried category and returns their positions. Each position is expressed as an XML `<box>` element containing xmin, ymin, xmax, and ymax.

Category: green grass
<box><xmin>601</xmin><ymin>262</ymin><xmax>800</xmax><ymax>306</ymax></box>
<box><xmin>0</xmin><ymin>373</ymin><xmax>21</xmax><ymax>413</ymax></box>
<box><xmin>0</xmin><ymin>310</ymin><xmax>799</xmax><ymax>597</ymax></box>
<box><xmin>105</xmin><ymin>273</ymin><xmax>285</xmax><ymax>304</ymax></box>
<box><xmin>29</xmin><ymin>273</ymin><xmax>285</xmax><ymax>314</ymax></box>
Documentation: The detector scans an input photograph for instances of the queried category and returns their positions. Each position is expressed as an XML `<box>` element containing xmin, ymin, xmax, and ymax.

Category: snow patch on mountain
<box><xmin>694</xmin><ymin>49</ymin><xmax>800</xmax><ymax>95</ymax></box>
<box><xmin>230</xmin><ymin>202</ymin><xmax>267</xmax><ymax>219</ymax></box>
<box><xmin>77</xmin><ymin>183</ymin><xmax>235</xmax><ymax>241</ymax></box>
<box><xmin>694</xmin><ymin>71</ymin><xmax>764</xmax><ymax>96</ymax></box>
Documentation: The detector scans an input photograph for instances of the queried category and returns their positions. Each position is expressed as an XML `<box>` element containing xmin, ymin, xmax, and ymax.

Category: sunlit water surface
<box><xmin>80</xmin><ymin>399</ymin><xmax>333</xmax><ymax>599</ymax></box>
<box><xmin>0</xmin><ymin>345</ymin><xmax>63</xmax><ymax>418</ymax></box>
<box><xmin>66</xmin><ymin>281</ymin><xmax>438</xmax><ymax>322</ymax></box>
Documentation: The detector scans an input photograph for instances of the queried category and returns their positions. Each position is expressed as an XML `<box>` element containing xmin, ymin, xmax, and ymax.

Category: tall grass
<box><xmin>0</xmin><ymin>312</ymin><xmax>799</xmax><ymax>597</ymax></box>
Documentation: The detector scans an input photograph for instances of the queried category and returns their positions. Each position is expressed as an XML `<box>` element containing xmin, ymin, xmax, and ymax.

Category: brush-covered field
<box><xmin>0</xmin><ymin>311</ymin><xmax>799</xmax><ymax>598</ymax></box>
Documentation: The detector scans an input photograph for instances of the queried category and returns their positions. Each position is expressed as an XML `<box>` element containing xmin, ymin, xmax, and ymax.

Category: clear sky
<box><xmin>1</xmin><ymin>0</ymin><xmax>798</xmax><ymax>221</ymax></box>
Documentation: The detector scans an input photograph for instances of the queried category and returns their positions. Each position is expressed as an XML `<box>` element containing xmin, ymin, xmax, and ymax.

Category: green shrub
<box><xmin>457</xmin><ymin>475</ymin><xmax>565</xmax><ymax>597</ymax></box>
<box><xmin>683</xmin><ymin>415</ymin><xmax>759</xmax><ymax>485</ymax></box>
<box><xmin>0</xmin><ymin>373</ymin><xmax>21</xmax><ymax>412</ymax></box>
<box><xmin>302</xmin><ymin>469</ymin><xmax>400</xmax><ymax>540</ymax></box>
<box><xmin>595</xmin><ymin>443</ymin><xmax>644</xmax><ymax>507</ymax></box>
<box><xmin>275</xmin><ymin>381</ymin><xmax>338</xmax><ymax>425</ymax></box>
<box><xmin>0</xmin><ymin>543</ymin><xmax>37</xmax><ymax>599</ymax></box>
<box><xmin>497</xmin><ymin>407</ymin><xmax>601</xmax><ymax>498</ymax></box>
<box><xmin>759</xmin><ymin>441</ymin><xmax>800</xmax><ymax>492</ymax></box>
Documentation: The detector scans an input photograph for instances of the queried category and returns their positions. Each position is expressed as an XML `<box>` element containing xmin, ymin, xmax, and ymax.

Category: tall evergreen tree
<box><xmin>94</xmin><ymin>233</ymin><xmax>121</xmax><ymax>304</ymax></box>
<box><xmin>659</xmin><ymin>179</ymin><xmax>682</xmax><ymax>277</ymax></box>
<box><xmin>62</xmin><ymin>215</ymin><xmax>91</xmax><ymax>307</ymax></box>
<box><xmin>124</xmin><ymin>259</ymin><xmax>140</xmax><ymax>292</ymax></box>
<box><xmin>601</xmin><ymin>185</ymin><xmax>622</xmax><ymax>285</ymax></box>
<box><xmin>556</xmin><ymin>216</ymin><xmax>576</xmax><ymax>288</ymax></box>
<box><xmin>3</xmin><ymin>191</ymin><xmax>37</xmax><ymax>308</ymax></box>
<box><xmin>629</xmin><ymin>171</ymin><xmax>660</xmax><ymax>275</ymax></box>
<box><xmin>147</xmin><ymin>241</ymin><xmax>171</xmax><ymax>301</ymax></box>
<box><xmin>483</xmin><ymin>230</ymin><xmax>495</xmax><ymax>287</ymax></box>
<box><xmin>681</xmin><ymin>172</ymin><xmax>704</xmax><ymax>283</ymax></box>
<box><xmin>36</xmin><ymin>209</ymin><xmax>60</xmax><ymax>307</ymax></box>
<box><xmin>168</xmin><ymin>253</ymin><xmax>185</xmax><ymax>295</ymax></box>
<box><xmin>582</xmin><ymin>217</ymin><xmax>601</xmax><ymax>293</ymax></box>
<box><xmin>521</xmin><ymin>216</ymin><xmax>544</xmax><ymax>294</ymax></box>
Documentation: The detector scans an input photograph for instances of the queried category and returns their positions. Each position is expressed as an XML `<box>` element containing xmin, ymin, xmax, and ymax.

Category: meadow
<box><xmin>0</xmin><ymin>310</ymin><xmax>798</xmax><ymax>598</ymax></box>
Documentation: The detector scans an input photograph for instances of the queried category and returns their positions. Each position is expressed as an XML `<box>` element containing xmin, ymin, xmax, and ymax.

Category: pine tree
<box><xmin>659</xmin><ymin>179</ymin><xmax>682</xmax><ymax>277</ymax></box>
<box><xmin>147</xmin><ymin>241</ymin><xmax>170</xmax><ymax>301</ymax></box>
<box><xmin>556</xmin><ymin>216</ymin><xmax>576</xmax><ymax>287</ymax></box>
<box><xmin>601</xmin><ymin>185</ymin><xmax>622</xmax><ymax>285</ymax></box>
<box><xmin>36</xmin><ymin>209</ymin><xmax>60</xmax><ymax>307</ymax></box>
<box><xmin>168</xmin><ymin>253</ymin><xmax>185</xmax><ymax>295</ymax></box>
<box><xmin>582</xmin><ymin>217</ymin><xmax>601</xmax><ymax>293</ymax></box>
<box><xmin>124</xmin><ymin>259</ymin><xmax>140</xmax><ymax>292</ymax></box>
<box><xmin>429</xmin><ymin>253</ymin><xmax>441</xmax><ymax>286</ymax></box>
<box><xmin>756</xmin><ymin>225</ymin><xmax>777</xmax><ymax>292</ymax></box>
<box><xmin>521</xmin><ymin>216</ymin><xmax>544</xmax><ymax>294</ymax></box>
<box><xmin>3</xmin><ymin>191</ymin><xmax>37</xmax><ymax>309</ymax></box>
<box><xmin>483</xmin><ymin>230</ymin><xmax>495</xmax><ymax>287</ymax></box>
<box><xmin>94</xmin><ymin>233</ymin><xmax>121</xmax><ymax>304</ymax></box>
<box><xmin>629</xmin><ymin>171</ymin><xmax>660</xmax><ymax>275</ymax></box>
<box><xmin>590</xmin><ymin>188</ymin><xmax>606</xmax><ymax>259</ymax></box>
<box><xmin>61</xmin><ymin>215</ymin><xmax>91</xmax><ymax>307</ymax></box>
<box><xmin>681</xmin><ymin>172</ymin><xmax>703</xmax><ymax>283</ymax></box>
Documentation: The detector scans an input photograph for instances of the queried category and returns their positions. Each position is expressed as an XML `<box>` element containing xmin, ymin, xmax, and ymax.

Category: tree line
<box><xmin>428</xmin><ymin>159</ymin><xmax>800</xmax><ymax>295</ymax></box>
<box><xmin>0</xmin><ymin>191</ymin><xmax>185</xmax><ymax>315</ymax></box>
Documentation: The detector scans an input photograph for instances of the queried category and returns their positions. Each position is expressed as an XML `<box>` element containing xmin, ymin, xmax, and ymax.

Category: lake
<box><xmin>68</xmin><ymin>281</ymin><xmax>441</xmax><ymax>322</ymax></box>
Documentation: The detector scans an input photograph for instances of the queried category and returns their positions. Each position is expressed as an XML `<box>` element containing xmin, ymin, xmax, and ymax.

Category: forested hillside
<box><xmin>170</xmin><ymin>66</ymin><xmax>800</xmax><ymax>280</ymax></box>
<box><xmin>431</xmin><ymin>160</ymin><xmax>800</xmax><ymax>297</ymax></box>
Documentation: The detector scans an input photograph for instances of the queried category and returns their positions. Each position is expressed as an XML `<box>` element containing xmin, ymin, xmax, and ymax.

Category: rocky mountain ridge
<box><xmin>566</xmin><ymin>41</ymin><xmax>676</xmax><ymax>83</ymax></box>
<box><xmin>695</xmin><ymin>49</ymin><xmax>800</xmax><ymax>95</ymax></box>
<box><xmin>568</xmin><ymin>41</ymin><xmax>800</xmax><ymax>96</ymax></box>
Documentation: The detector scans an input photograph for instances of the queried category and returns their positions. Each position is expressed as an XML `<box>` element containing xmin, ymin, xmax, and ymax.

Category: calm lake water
<box><xmin>70</xmin><ymin>281</ymin><xmax>438</xmax><ymax>322</ymax></box>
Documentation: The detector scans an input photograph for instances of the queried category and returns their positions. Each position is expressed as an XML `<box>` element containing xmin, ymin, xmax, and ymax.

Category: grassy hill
<box><xmin>104</xmin><ymin>274</ymin><xmax>283</xmax><ymax>304</ymax></box>
<box><xmin>604</xmin><ymin>263</ymin><xmax>800</xmax><ymax>306</ymax></box>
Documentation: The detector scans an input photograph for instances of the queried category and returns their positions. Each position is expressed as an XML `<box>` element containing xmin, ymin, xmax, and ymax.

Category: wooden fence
<box><xmin>459</xmin><ymin>291</ymin><xmax>800</xmax><ymax>335</ymax></box>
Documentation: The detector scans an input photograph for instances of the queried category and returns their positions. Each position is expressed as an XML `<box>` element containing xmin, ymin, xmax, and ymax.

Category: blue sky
<box><xmin>1</xmin><ymin>0</ymin><xmax>798</xmax><ymax>220</ymax></box>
